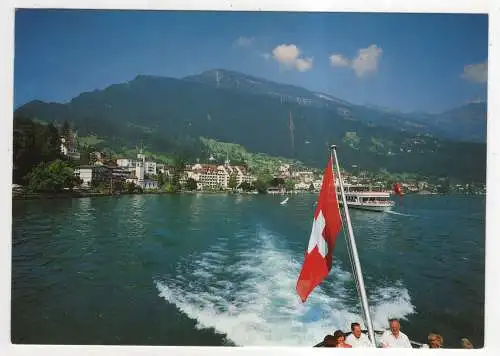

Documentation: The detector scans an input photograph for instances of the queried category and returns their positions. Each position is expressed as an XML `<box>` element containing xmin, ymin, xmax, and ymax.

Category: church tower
<box><xmin>136</xmin><ymin>145</ymin><xmax>145</xmax><ymax>187</ymax></box>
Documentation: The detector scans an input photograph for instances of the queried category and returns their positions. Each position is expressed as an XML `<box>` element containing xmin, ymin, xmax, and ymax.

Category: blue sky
<box><xmin>14</xmin><ymin>10</ymin><xmax>488</xmax><ymax>113</ymax></box>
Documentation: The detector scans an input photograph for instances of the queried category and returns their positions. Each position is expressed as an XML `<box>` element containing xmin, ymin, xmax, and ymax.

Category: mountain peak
<box><xmin>182</xmin><ymin>68</ymin><xmax>346</xmax><ymax>108</ymax></box>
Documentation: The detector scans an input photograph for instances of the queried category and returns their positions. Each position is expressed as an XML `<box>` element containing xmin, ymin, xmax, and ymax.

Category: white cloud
<box><xmin>295</xmin><ymin>57</ymin><xmax>313</xmax><ymax>72</ymax></box>
<box><xmin>272</xmin><ymin>44</ymin><xmax>301</xmax><ymax>65</ymax></box>
<box><xmin>329</xmin><ymin>54</ymin><xmax>350</xmax><ymax>67</ymax></box>
<box><xmin>351</xmin><ymin>45</ymin><xmax>383</xmax><ymax>77</ymax></box>
<box><xmin>234</xmin><ymin>36</ymin><xmax>255</xmax><ymax>48</ymax></box>
<box><xmin>270</xmin><ymin>44</ymin><xmax>313</xmax><ymax>72</ymax></box>
<box><xmin>462</xmin><ymin>61</ymin><xmax>488</xmax><ymax>83</ymax></box>
<box><xmin>329</xmin><ymin>44</ymin><xmax>383</xmax><ymax>78</ymax></box>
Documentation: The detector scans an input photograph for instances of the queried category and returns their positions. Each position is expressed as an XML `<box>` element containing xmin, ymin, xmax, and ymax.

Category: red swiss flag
<box><xmin>393</xmin><ymin>183</ymin><xmax>403</xmax><ymax>197</ymax></box>
<box><xmin>296</xmin><ymin>157</ymin><xmax>343</xmax><ymax>303</ymax></box>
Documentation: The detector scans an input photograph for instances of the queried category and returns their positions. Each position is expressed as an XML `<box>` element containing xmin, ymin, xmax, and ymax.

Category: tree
<box><xmin>254</xmin><ymin>178</ymin><xmax>269</xmax><ymax>194</ymax></box>
<box><xmin>112</xmin><ymin>179</ymin><xmax>124</xmax><ymax>193</ymax></box>
<box><xmin>78</xmin><ymin>145</ymin><xmax>93</xmax><ymax>166</ymax></box>
<box><xmin>284</xmin><ymin>179</ymin><xmax>295</xmax><ymax>192</ymax></box>
<box><xmin>125</xmin><ymin>181</ymin><xmax>137</xmax><ymax>194</ymax></box>
<box><xmin>437</xmin><ymin>178</ymin><xmax>450</xmax><ymax>194</ymax></box>
<box><xmin>13</xmin><ymin>118</ymin><xmax>37</xmax><ymax>183</ymax></box>
<box><xmin>25</xmin><ymin>160</ymin><xmax>81</xmax><ymax>193</ymax></box>
<box><xmin>239</xmin><ymin>181</ymin><xmax>254</xmax><ymax>192</ymax></box>
<box><xmin>270</xmin><ymin>177</ymin><xmax>285</xmax><ymax>187</ymax></box>
<box><xmin>60</xmin><ymin>120</ymin><xmax>71</xmax><ymax>141</ymax></box>
<box><xmin>157</xmin><ymin>173</ymin><xmax>166</xmax><ymax>188</ymax></box>
<box><xmin>228</xmin><ymin>174</ymin><xmax>238</xmax><ymax>190</ymax></box>
<box><xmin>163</xmin><ymin>183</ymin><xmax>174</xmax><ymax>193</ymax></box>
<box><xmin>171</xmin><ymin>155</ymin><xmax>186</xmax><ymax>192</ymax></box>
<box><xmin>46</xmin><ymin>123</ymin><xmax>62</xmax><ymax>160</ymax></box>
<box><xmin>96</xmin><ymin>182</ymin><xmax>109</xmax><ymax>194</ymax></box>
<box><xmin>186</xmin><ymin>178</ymin><xmax>198</xmax><ymax>191</ymax></box>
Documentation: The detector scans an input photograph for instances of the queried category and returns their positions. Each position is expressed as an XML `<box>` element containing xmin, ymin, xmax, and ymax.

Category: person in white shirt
<box><xmin>345</xmin><ymin>322</ymin><xmax>375</xmax><ymax>348</ymax></box>
<box><xmin>379</xmin><ymin>319</ymin><xmax>413</xmax><ymax>348</ymax></box>
<box><xmin>420</xmin><ymin>333</ymin><xmax>443</xmax><ymax>348</ymax></box>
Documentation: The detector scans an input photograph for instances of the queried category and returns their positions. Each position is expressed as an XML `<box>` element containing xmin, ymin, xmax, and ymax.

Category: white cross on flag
<box><xmin>296</xmin><ymin>157</ymin><xmax>343</xmax><ymax>302</ymax></box>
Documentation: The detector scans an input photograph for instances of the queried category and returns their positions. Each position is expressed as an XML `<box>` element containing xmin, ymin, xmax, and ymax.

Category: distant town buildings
<box><xmin>68</xmin><ymin>141</ymin><xmax>485</xmax><ymax>196</ymax></box>
<box><xmin>72</xmin><ymin>147</ymin><xmax>256</xmax><ymax>192</ymax></box>
<box><xmin>186</xmin><ymin>162</ymin><xmax>255</xmax><ymax>190</ymax></box>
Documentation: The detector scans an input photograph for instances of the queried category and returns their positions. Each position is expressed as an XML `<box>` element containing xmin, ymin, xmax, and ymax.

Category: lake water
<box><xmin>11</xmin><ymin>193</ymin><xmax>485</xmax><ymax>347</ymax></box>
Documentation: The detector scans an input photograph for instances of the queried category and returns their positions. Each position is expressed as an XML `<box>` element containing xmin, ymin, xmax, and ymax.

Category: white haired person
<box><xmin>379</xmin><ymin>318</ymin><xmax>412</xmax><ymax>348</ymax></box>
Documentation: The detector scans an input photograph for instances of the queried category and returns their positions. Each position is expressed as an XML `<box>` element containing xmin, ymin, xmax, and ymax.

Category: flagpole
<box><xmin>330</xmin><ymin>145</ymin><xmax>376</xmax><ymax>346</ymax></box>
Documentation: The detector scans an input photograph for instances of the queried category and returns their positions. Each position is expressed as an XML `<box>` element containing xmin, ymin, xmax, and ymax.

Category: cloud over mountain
<box><xmin>271</xmin><ymin>44</ymin><xmax>313</xmax><ymax>72</ymax></box>
<box><xmin>329</xmin><ymin>44</ymin><xmax>383</xmax><ymax>77</ymax></box>
<box><xmin>462</xmin><ymin>60</ymin><xmax>488</xmax><ymax>83</ymax></box>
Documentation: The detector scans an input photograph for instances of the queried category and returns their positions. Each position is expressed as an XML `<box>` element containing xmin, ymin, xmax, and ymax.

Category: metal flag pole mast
<box><xmin>330</xmin><ymin>144</ymin><xmax>376</xmax><ymax>346</ymax></box>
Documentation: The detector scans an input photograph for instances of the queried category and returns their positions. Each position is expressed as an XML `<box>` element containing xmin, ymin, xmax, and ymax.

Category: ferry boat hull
<box><xmin>339</xmin><ymin>200</ymin><xmax>394</xmax><ymax>212</ymax></box>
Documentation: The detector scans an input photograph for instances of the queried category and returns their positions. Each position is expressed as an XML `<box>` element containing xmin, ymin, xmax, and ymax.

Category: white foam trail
<box><xmin>387</xmin><ymin>210</ymin><xmax>415</xmax><ymax>217</ymax></box>
<box><xmin>154</xmin><ymin>228</ymin><xmax>415</xmax><ymax>346</ymax></box>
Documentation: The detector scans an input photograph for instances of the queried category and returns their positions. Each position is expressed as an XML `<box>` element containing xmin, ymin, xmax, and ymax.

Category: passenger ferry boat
<box><xmin>336</xmin><ymin>182</ymin><xmax>395</xmax><ymax>212</ymax></box>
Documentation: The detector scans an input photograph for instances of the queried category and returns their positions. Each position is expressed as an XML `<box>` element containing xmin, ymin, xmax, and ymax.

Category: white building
<box><xmin>185</xmin><ymin>163</ymin><xmax>255</xmax><ymax>190</ymax></box>
<box><xmin>294</xmin><ymin>182</ymin><xmax>310</xmax><ymax>190</ymax></box>
<box><xmin>134</xmin><ymin>149</ymin><xmax>146</xmax><ymax>188</ymax></box>
<box><xmin>293</xmin><ymin>170</ymin><xmax>315</xmax><ymax>183</ymax></box>
<box><xmin>116</xmin><ymin>158</ymin><xmax>137</xmax><ymax>168</ymax></box>
<box><xmin>278</xmin><ymin>164</ymin><xmax>291</xmax><ymax>177</ymax></box>
<box><xmin>119</xmin><ymin>149</ymin><xmax>160</xmax><ymax>190</ymax></box>
<box><xmin>145</xmin><ymin>161</ymin><xmax>157</xmax><ymax>176</ymax></box>
<box><xmin>117</xmin><ymin>158</ymin><xmax>157</xmax><ymax>176</ymax></box>
<box><xmin>143</xmin><ymin>179</ymin><xmax>158</xmax><ymax>190</ymax></box>
<box><xmin>74</xmin><ymin>165</ymin><xmax>112</xmax><ymax>187</ymax></box>
<box><xmin>188</xmin><ymin>164</ymin><xmax>225</xmax><ymax>190</ymax></box>
<box><xmin>312</xmin><ymin>180</ymin><xmax>322</xmax><ymax>191</ymax></box>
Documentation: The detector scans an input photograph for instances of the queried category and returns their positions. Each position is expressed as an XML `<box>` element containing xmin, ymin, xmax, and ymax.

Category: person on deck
<box><xmin>430</xmin><ymin>333</ymin><xmax>443</xmax><ymax>348</ymax></box>
<box><xmin>421</xmin><ymin>333</ymin><xmax>443</xmax><ymax>348</ymax></box>
<box><xmin>379</xmin><ymin>319</ymin><xmax>412</xmax><ymax>348</ymax></box>
<box><xmin>333</xmin><ymin>330</ymin><xmax>352</xmax><ymax>348</ymax></box>
<box><xmin>461</xmin><ymin>338</ymin><xmax>473</xmax><ymax>349</ymax></box>
<box><xmin>345</xmin><ymin>322</ymin><xmax>374</xmax><ymax>347</ymax></box>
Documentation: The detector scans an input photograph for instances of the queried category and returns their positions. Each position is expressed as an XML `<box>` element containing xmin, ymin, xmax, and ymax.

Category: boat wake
<box><xmin>386</xmin><ymin>210</ymin><xmax>415</xmax><ymax>217</ymax></box>
<box><xmin>154</xmin><ymin>228</ymin><xmax>415</xmax><ymax>346</ymax></box>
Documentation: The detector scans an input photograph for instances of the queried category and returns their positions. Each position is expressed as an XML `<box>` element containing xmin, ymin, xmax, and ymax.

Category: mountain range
<box><xmin>186</xmin><ymin>69</ymin><xmax>486</xmax><ymax>143</ymax></box>
<box><xmin>14</xmin><ymin>69</ymin><xmax>487</xmax><ymax>183</ymax></box>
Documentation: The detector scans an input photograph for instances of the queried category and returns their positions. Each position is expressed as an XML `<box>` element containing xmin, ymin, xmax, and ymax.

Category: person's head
<box><xmin>389</xmin><ymin>319</ymin><xmax>400</xmax><ymax>336</ymax></box>
<box><xmin>333</xmin><ymin>330</ymin><xmax>346</xmax><ymax>345</ymax></box>
<box><xmin>428</xmin><ymin>333</ymin><xmax>443</xmax><ymax>348</ymax></box>
<box><xmin>461</xmin><ymin>338</ymin><xmax>473</xmax><ymax>349</ymax></box>
<box><xmin>351</xmin><ymin>322</ymin><xmax>362</xmax><ymax>338</ymax></box>
<box><xmin>323</xmin><ymin>335</ymin><xmax>336</xmax><ymax>347</ymax></box>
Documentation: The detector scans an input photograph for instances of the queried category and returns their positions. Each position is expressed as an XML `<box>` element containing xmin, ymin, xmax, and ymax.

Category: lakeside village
<box><xmin>13</xmin><ymin>128</ymin><xmax>486</xmax><ymax>197</ymax></box>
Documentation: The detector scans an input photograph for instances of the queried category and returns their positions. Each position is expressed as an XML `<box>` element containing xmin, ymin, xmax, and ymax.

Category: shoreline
<box><xmin>11</xmin><ymin>190</ymin><xmax>263</xmax><ymax>201</ymax></box>
<box><xmin>11</xmin><ymin>190</ymin><xmax>479</xmax><ymax>201</ymax></box>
